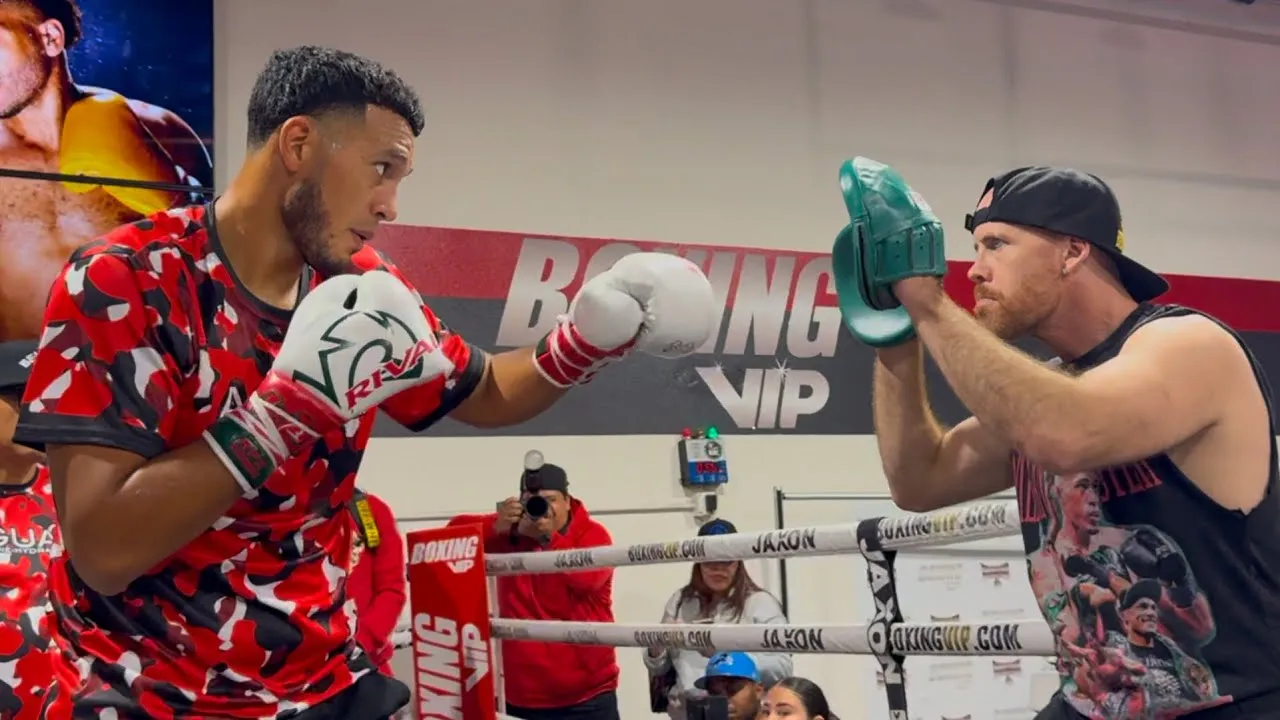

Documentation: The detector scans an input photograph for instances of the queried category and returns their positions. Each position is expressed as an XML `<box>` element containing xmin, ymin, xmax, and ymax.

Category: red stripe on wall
<box><xmin>374</xmin><ymin>225</ymin><xmax>1280</xmax><ymax>333</ymax></box>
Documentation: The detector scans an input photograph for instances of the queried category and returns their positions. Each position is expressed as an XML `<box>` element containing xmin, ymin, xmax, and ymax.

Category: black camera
<box><xmin>523</xmin><ymin>494</ymin><xmax>550</xmax><ymax>518</ymax></box>
<box><xmin>521</xmin><ymin>450</ymin><xmax>551</xmax><ymax>518</ymax></box>
<box><xmin>686</xmin><ymin>695</ymin><xmax>729</xmax><ymax>720</ymax></box>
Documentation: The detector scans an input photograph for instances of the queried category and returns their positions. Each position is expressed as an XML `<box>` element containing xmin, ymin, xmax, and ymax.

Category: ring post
<box><xmin>406</xmin><ymin>524</ymin><xmax>496</xmax><ymax>720</ymax></box>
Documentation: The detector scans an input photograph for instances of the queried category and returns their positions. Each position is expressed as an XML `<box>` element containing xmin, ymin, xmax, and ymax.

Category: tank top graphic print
<box><xmin>1014</xmin><ymin>304</ymin><xmax>1280</xmax><ymax>720</ymax></box>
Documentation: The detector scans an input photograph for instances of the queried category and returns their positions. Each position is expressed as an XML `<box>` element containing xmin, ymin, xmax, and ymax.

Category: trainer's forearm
<box><xmin>872</xmin><ymin>341</ymin><xmax>946</xmax><ymax>492</ymax></box>
<box><xmin>58</xmin><ymin>442</ymin><xmax>243</xmax><ymax>595</ymax></box>
<box><xmin>452</xmin><ymin>349</ymin><xmax>567</xmax><ymax>428</ymax></box>
<box><xmin>907</xmin><ymin>291</ymin><xmax>1076</xmax><ymax>449</ymax></box>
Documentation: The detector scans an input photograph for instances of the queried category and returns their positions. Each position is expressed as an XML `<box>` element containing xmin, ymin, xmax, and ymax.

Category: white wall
<box><xmin>214</xmin><ymin>1</ymin><xmax>1280</xmax><ymax>717</ymax></box>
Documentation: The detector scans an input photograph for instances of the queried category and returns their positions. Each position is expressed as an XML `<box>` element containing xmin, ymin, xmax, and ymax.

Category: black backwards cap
<box><xmin>964</xmin><ymin>167</ymin><xmax>1169</xmax><ymax>302</ymax></box>
<box><xmin>0</xmin><ymin>340</ymin><xmax>38</xmax><ymax>397</ymax></box>
<box><xmin>521</xmin><ymin>450</ymin><xmax>569</xmax><ymax>494</ymax></box>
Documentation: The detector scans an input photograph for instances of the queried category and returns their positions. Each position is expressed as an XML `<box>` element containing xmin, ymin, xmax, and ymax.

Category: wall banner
<box><xmin>372</xmin><ymin>226</ymin><xmax>1280</xmax><ymax>437</ymax></box>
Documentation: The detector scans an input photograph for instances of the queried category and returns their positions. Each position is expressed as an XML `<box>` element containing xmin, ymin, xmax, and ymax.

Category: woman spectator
<box><xmin>644</xmin><ymin>518</ymin><xmax>792</xmax><ymax>718</ymax></box>
<box><xmin>761</xmin><ymin>676</ymin><xmax>838</xmax><ymax>720</ymax></box>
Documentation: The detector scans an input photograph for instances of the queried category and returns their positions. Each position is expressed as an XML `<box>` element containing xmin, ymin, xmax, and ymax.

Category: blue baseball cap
<box><xmin>694</xmin><ymin>652</ymin><xmax>760</xmax><ymax>689</ymax></box>
<box><xmin>698</xmin><ymin>518</ymin><xmax>737</xmax><ymax>536</ymax></box>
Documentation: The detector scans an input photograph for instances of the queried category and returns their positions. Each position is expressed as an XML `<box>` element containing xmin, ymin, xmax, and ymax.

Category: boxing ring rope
<box><xmin>401</xmin><ymin>499</ymin><xmax>1050</xmax><ymax>718</ymax></box>
<box><xmin>488</xmin><ymin>618</ymin><xmax>1053</xmax><ymax>655</ymax></box>
<box><xmin>483</xmin><ymin>498</ymin><xmax>1022</xmax><ymax>574</ymax></box>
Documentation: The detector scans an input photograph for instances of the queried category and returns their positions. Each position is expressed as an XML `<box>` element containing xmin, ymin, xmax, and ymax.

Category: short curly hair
<box><xmin>245</xmin><ymin>46</ymin><xmax>425</xmax><ymax>147</ymax></box>
<box><xmin>19</xmin><ymin>0</ymin><xmax>83</xmax><ymax>48</ymax></box>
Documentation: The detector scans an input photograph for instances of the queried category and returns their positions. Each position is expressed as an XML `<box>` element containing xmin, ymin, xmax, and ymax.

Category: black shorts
<box><xmin>292</xmin><ymin>672</ymin><xmax>410</xmax><ymax>720</ymax></box>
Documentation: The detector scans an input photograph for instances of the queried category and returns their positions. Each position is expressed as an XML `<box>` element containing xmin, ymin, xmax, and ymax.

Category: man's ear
<box><xmin>275</xmin><ymin>116</ymin><xmax>320</xmax><ymax>174</ymax></box>
<box><xmin>1061</xmin><ymin>236</ymin><xmax>1091</xmax><ymax>276</ymax></box>
<box><xmin>37</xmin><ymin>19</ymin><xmax>67</xmax><ymax>56</ymax></box>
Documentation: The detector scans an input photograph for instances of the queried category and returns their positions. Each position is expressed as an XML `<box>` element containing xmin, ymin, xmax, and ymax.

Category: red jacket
<box><xmin>346</xmin><ymin>492</ymin><xmax>406</xmax><ymax>675</ymax></box>
<box><xmin>448</xmin><ymin>499</ymin><xmax>618</xmax><ymax>709</ymax></box>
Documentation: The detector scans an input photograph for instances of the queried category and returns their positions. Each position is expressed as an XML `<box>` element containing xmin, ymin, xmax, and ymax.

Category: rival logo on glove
<box><xmin>345</xmin><ymin>337</ymin><xmax>433</xmax><ymax>409</ymax></box>
<box><xmin>296</xmin><ymin>309</ymin><xmax>447</xmax><ymax>410</ymax></box>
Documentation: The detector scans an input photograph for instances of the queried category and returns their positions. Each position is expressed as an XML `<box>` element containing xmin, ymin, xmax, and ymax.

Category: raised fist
<box><xmin>206</xmin><ymin>272</ymin><xmax>454</xmax><ymax>493</ymax></box>
<box><xmin>1063</xmin><ymin>554</ymin><xmax>1112</xmax><ymax>589</ymax></box>
<box><xmin>1121</xmin><ymin>528</ymin><xmax>1188</xmax><ymax>586</ymax></box>
<box><xmin>534</xmin><ymin>252</ymin><xmax>716</xmax><ymax>387</ymax></box>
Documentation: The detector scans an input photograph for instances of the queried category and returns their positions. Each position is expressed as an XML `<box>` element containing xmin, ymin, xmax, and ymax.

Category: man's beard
<box><xmin>974</xmin><ymin>292</ymin><xmax>1046</xmax><ymax>340</ymax></box>
<box><xmin>0</xmin><ymin>53</ymin><xmax>52</xmax><ymax>119</ymax></box>
<box><xmin>282</xmin><ymin>178</ymin><xmax>356</xmax><ymax>278</ymax></box>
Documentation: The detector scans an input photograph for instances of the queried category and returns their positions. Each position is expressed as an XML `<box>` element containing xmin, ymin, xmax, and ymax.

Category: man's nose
<box><xmin>967</xmin><ymin>257</ymin><xmax>990</xmax><ymax>284</ymax></box>
<box><xmin>372</xmin><ymin>192</ymin><xmax>398</xmax><ymax>224</ymax></box>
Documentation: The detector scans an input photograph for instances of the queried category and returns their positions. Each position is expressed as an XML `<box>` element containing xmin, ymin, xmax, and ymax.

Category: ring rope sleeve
<box><xmin>858</xmin><ymin>515</ymin><xmax>910</xmax><ymax>720</ymax></box>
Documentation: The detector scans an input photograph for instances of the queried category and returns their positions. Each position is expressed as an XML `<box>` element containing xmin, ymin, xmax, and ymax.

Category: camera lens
<box><xmin>523</xmin><ymin>495</ymin><xmax>549</xmax><ymax>518</ymax></box>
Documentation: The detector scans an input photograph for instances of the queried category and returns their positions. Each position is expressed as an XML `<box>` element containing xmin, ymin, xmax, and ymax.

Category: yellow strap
<box><xmin>355</xmin><ymin>497</ymin><xmax>381</xmax><ymax>548</ymax></box>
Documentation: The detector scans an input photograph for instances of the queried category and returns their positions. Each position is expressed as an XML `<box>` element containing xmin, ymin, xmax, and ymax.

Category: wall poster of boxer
<box><xmin>0</xmin><ymin>0</ymin><xmax>214</xmax><ymax>343</ymax></box>
<box><xmin>368</xmin><ymin>225</ymin><xmax>1280</xmax><ymax>438</ymax></box>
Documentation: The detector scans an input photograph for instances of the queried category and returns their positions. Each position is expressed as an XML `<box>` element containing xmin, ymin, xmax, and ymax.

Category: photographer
<box><xmin>447</xmin><ymin>454</ymin><xmax>618</xmax><ymax>720</ymax></box>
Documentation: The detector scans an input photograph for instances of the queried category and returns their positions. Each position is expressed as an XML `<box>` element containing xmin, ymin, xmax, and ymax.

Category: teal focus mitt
<box><xmin>831</xmin><ymin>157</ymin><xmax>947</xmax><ymax>348</ymax></box>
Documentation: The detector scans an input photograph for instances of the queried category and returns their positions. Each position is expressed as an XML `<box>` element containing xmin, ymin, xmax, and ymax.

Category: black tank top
<box><xmin>1013</xmin><ymin>303</ymin><xmax>1280</xmax><ymax>719</ymax></box>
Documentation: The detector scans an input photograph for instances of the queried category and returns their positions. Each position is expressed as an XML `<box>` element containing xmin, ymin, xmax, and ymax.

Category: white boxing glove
<box><xmin>534</xmin><ymin>252</ymin><xmax>715</xmax><ymax>388</ymax></box>
<box><xmin>205</xmin><ymin>271</ymin><xmax>454</xmax><ymax>494</ymax></box>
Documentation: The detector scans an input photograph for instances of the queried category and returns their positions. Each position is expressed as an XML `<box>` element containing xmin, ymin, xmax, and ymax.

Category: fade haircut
<box><xmin>245</xmin><ymin>46</ymin><xmax>425</xmax><ymax>147</ymax></box>
<box><xmin>17</xmin><ymin>0</ymin><xmax>83</xmax><ymax>47</ymax></box>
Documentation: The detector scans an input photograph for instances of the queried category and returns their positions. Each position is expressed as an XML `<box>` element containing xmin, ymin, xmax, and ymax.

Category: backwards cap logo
<box><xmin>1115</xmin><ymin>229</ymin><xmax>1125</xmax><ymax>253</ymax></box>
<box><xmin>297</xmin><ymin>310</ymin><xmax>440</xmax><ymax>409</ymax></box>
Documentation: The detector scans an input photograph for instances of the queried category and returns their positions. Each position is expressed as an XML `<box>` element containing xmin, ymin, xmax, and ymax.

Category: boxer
<box><xmin>0</xmin><ymin>339</ymin><xmax>57</xmax><ymax>720</ymax></box>
<box><xmin>15</xmin><ymin>46</ymin><xmax>716</xmax><ymax>719</ymax></box>
<box><xmin>0</xmin><ymin>0</ymin><xmax>213</xmax><ymax>342</ymax></box>
<box><xmin>833</xmin><ymin>158</ymin><xmax>1280</xmax><ymax>719</ymax></box>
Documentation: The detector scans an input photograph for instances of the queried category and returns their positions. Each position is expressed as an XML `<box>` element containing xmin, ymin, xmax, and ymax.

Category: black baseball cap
<box><xmin>0</xmin><ymin>340</ymin><xmax>37</xmax><ymax>397</ymax></box>
<box><xmin>698</xmin><ymin>518</ymin><xmax>737</xmax><ymax>536</ymax></box>
<box><xmin>522</xmin><ymin>463</ymin><xmax>569</xmax><ymax>494</ymax></box>
<box><xmin>964</xmin><ymin>167</ymin><xmax>1169</xmax><ymax>302</ymax></box>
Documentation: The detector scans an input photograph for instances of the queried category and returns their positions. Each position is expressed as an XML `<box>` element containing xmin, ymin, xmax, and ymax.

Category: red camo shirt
<box><xmin>14</xmin><ymin>205</ymin><xmax>484</xmax><ymax>719</ymax></box>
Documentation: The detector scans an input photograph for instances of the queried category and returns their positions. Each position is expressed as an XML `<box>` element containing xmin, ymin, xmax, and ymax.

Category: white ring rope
<box><xmin>490</xmin><ymin>618</ymin><xmax>1054</xmax><ymax>656</ymax></box>
<box><xmin>394</xmin><ymin>618</ymin><xmax>1053</xmax><ymax>656</ymax></box>
<box><xmin>392</xmin><ymin>500</ymin><xmax>1045</xmax><ymax>657</ymax></box>
<box><xmin>484</xmin><ymin>500</ymin><xmax>1020</xmax><ymax>576</ymax></box>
